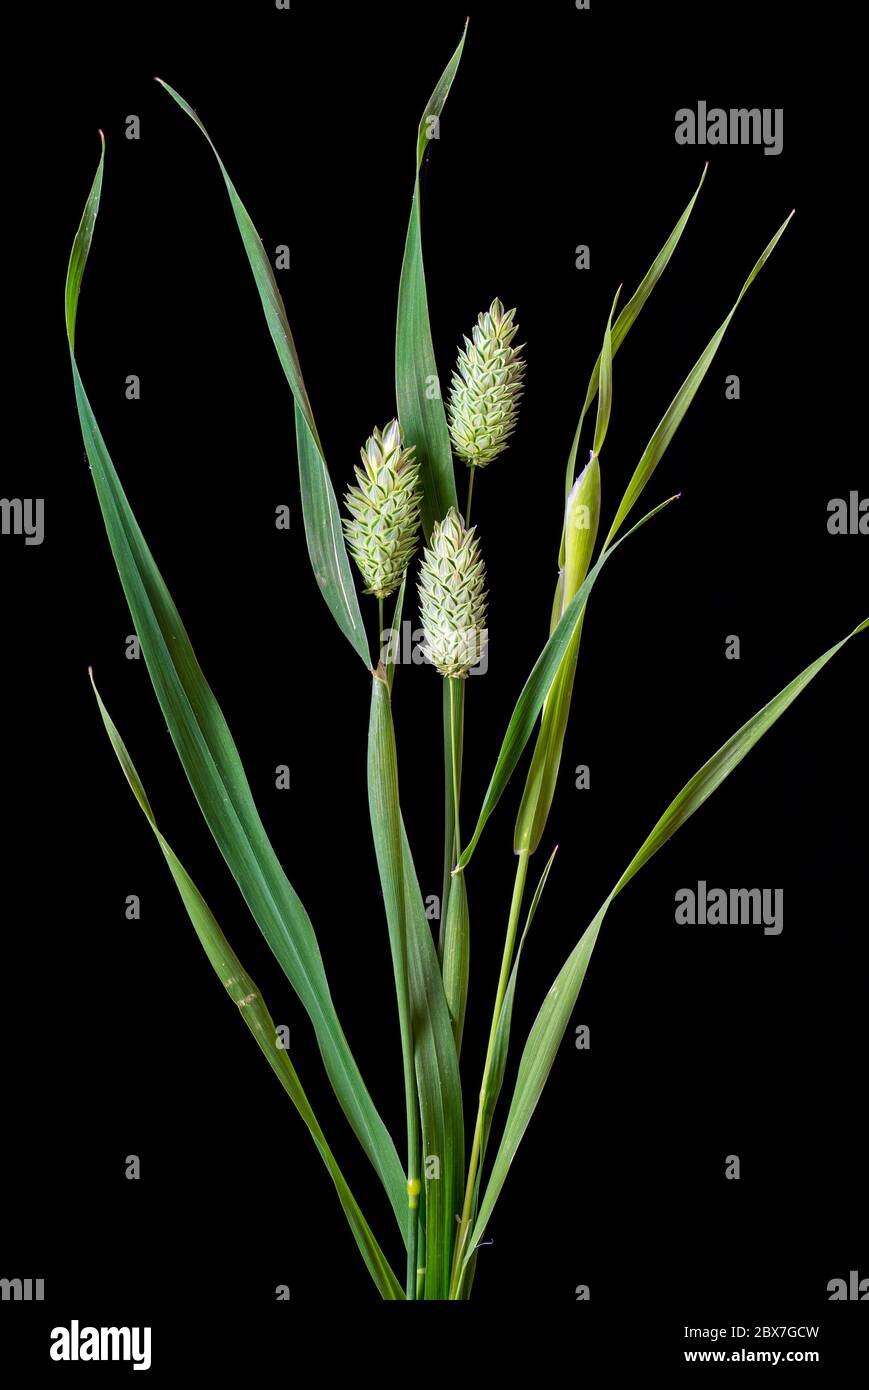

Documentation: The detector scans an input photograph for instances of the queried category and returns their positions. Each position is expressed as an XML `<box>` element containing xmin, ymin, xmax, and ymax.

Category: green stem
<box><xmin>439</xmin><ymin>678</ymin><xmax>465</xmax><ymax>955</ymax></box>
<box><xmin>439</xmin><ymin>687</ymin><xmax>454</xmax><ymax>954</ymax></box>
<box><xmin>466</xmin><ymin>465</ymin><xmax>476</xmax><ymax>526</ymax></box>
<box><xmin>378</xmin><ymin>594</ymin><xmax>384</xmax><ymax>666</ymax></box>
<box><xmin>449</xmin><ymin>678</ymin><xmax>463</xmax><ymax>860</ymax></box>
<box><xmin>406</xmin><ymin>1140</ymin><xmax>419</xmax><ymax>1301</ymax></box>
<box><xmin>441</xmin><ymin>677</ymin><xmax>471</xmax><ymax>1055</ymax></box>
<box><xmin>449</xmin><ymin>845</ymin><xmax>530</xmax><ymax>1298</ymax></box>
<box><xmin>367</xmin><ymin>673</ymin><xmax>419</xmax><ymax>1298</ymax></box>
<box><xmin>415</xmin><ymin>1191</ymin><xmax>426</xmax><ymax>1301</ymax></box>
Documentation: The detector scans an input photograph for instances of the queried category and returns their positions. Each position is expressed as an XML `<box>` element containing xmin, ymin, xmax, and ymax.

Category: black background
<box><xmin>2</xmin><ymin>0</ymin><xmax>866</xmax><ymax>1371</ymax></box>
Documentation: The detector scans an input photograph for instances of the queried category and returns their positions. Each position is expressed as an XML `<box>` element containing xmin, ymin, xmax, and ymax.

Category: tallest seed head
<box><xmin>447</xmin><ymin>298</ymin><xmax>525</xmax><ymax>468</ymax></box>
<box><xmin>343</xmin><ymin>418</ymin><xmax>421</xmax><ymax>599</ymax></box>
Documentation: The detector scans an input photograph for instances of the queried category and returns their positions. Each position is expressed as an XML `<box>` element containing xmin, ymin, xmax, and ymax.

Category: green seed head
<box><xmin>343</xmin><ymin>419</ymin><xmax>421</xmax><ymax>599</ymax></box>
<box><xmin>564</xmin><ymin>454</ymin><xmax>602</xmax><ymax>602</ymax></box>
<box><xmin>418</xmin><ymin>507</ymin><xmax>488</xmax><ymax>678</ymax></box>
<box><xmin>447</xmin><ymin>298</ymin><xmax>525</xmax><ymax>468</ymax></box>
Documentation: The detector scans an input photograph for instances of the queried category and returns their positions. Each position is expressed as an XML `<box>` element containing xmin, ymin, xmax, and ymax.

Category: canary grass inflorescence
<box><xmin>68</xmin><ymin>33</ymin><xmax>862</xmax><ymax>1308</ymax></box>
<box><xmin>448</xmin><ymin>298</ymin><xmax>525</xmax><ymax>469</ymax></box>
<box><xmin>418</xmin><ymin>507</ymin><xmax>488</xmax><ymax>678</ymax></box>
<box><xmin>343</xmin><ymin>419</ymin><xmax>421</xmax><ymax>599</ymax></box>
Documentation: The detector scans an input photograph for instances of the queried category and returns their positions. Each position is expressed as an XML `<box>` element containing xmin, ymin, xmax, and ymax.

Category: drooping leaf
<box><xmin>156</xmin><ymin>78</ymin><xmax>370</xmax><ymax>669</ymax></box>
<box><xmin>462</xmin><ymin>619</ymin><xmax>867</xmax><ymax>1277</ymax></box>
<box><xmin>395</xmin><ymin>24</ymin><xmax>467</xmax><ymax>540</ymax></box>
<box><xmin>66</xmin><ymin>141</ymin><xmax>406</xmax><ymax>1240</ymax></box>
<box><xmin>90</xmin><ymin>673</ymin><xmax>404</xmax><ymax>1300</ymax></box>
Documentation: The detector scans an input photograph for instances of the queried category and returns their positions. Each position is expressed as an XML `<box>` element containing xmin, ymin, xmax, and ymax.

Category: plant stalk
<box><xmin>450</xmin><ymin>844</ymin><xmax>530</xmax><ymax>1296</ymax></box>
<box><xmin>441</xmin><ymin>678</ymin><xmax>471</xmax><ymax>1054</ymax></box>
<box><xmin>465</xmin><ymin>464</ymin><xmax>476</xmax><ymax>525</ymax></box>
<box><xmin>378</xmin><ymin>595</ymin><xmax>385</xmax><ymax>667</ymax></box>
<box><xmin>449</xmin><ymin>678</ymin><xmax>463</xmax><ymax>859</ymax></box>
<box><xmin>439</xmin><ymin>678</ymin><xmax>465</xmax><ymax>954</ymax></box>
<box><xmin>367</xmin><ymin>673</ymin><xmax>420</xmax><ymax>1298</ymax></box>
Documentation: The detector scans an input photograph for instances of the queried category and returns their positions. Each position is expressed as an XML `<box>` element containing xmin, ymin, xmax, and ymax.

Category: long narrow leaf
<box><xmin>90</xmin><ymin>674</ymin><xmax>404</xmax><ymax>1300</ymax></box>
<box><xmin>604</xmin><ymin>209</ymin><xmax>794</xmax><ymax>548</ymax></box>
<box><xmin>395</xmin><ymin>24</ymin><xmax>467</xmax><ymax>540</ymax></box>
<box><xmin>386</xmin><ymin>571</ymin><xmax>407</xmax><ymax>694</ymax></box>
<box><xmin>156</xmin><ymin>78</ymin><xmax>370</xmax><ymax>669</ymax></box>
<box><xmin>457</xmin><ymin>845</ymin><xmax>559</xmax><ymax>1300</ymax></box>
<box><xmin>463</xmin><ymin>618</ymin><xmax>867</xmax><ymax>1275</ymax></box>
<box><xmin>456</xmin><ymin>494</ymin><xmax>680</xmax><ymax>870</ymax></box>
<box><xmin>367</xmin><ymin>674</ymin><xmax>418</xmax><ymax>1295</ymax></box>
<box><xmin>440</xmin><ymin>678</ymin><xmax>464</xmax><ymax>947</ymax></box>
<box><xmin>515</xmin><ymin>294</ymin><xmax>615</xmax><ymax>857</ymax></box>
<box><xmin>480</xmin><ymin>846</ymin><xmax>559</xmax><ymax>1175</ymax></box>
<box><xmin>393</xmin><ymin>29</ymin><xmax>468</xmax><ymax>974</ymax></box>
<box><xmin>591</xmin><ymin>287</ymin><xmax>619</xmax><ymax>457</ymax></box>
<box><xmin>400</xmin><ymin>819</ymin><xmax>465</xmax><ymax>1301</ymax></box>
<box><xmin>560</xmin><ymin>164</ymin><xmax>708</xmax><ymax>540</ymax></box>
<box><xmin>563</xmin><ymin>167</ymin><xmax>707</xmax><ymax>496</ymax></box>
<box><xmin>66</xmin><ymin>142</ymin><xmax>407</xmax><ymax>1239</ymax></box>
<box><xmin>440</xmin><ymin>870</ymin><xmax>469</xmax><ymax>1055</ymax></box>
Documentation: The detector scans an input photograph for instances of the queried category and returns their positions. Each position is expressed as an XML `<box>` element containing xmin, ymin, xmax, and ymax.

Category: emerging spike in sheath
<box><xmin>418</xmin><ymin>507</ymin><xmax>488</xmax><ymax>678</ymax></box>
<box><xmin>343</xmin><ymin>419</ymin><xmax>421</xmax><ymax>599</ymax></box>
<box><xmin>448</xmin><ymin>298</ymin><xmax>525</xmax><ymax>468</ymax></box>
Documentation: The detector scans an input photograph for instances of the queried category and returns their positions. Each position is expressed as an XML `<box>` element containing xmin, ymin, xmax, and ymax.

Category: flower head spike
<box><xmin>447</xmin><ymin>298</ymin><xmax>525</xmax><ymax>468</ymax></box>
<box><xmin>343</xmin><ymin>419</ymin><xmax>421</xmax><ymax>599</ymax></box>
<box><xmin>418</xmin><ymin>507</ymin><xmax>488</xmax><ymax>678</ymax></box>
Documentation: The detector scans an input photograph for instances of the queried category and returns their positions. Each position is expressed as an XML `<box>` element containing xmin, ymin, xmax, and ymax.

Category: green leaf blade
<box><xmin>458</xmin><ymin>494</ymin><xmax>680</xmax><ymax>870</ymax></box>
<box><xmin>395</xmin><ymin>25</ymin><xmax>467</xmax><ymax>539</ymax></box>
<box><xmin>480</xmin><ymin>846</ymin><xmax>559</xmax><ymax>1170</ymax></box>
<box><xmin>562</xmin><ymin>164</ymin><xmax>708</xmax><ymax>517</ymax></box>
<box><xmin>465</xmin><ymin>619</ymin><xmax>866</xmax><ymax>1268</ymax></box>
<box><xmin>90</xmin><ymin>674</ymin><xmax>404</xmax><ymax>1301</ymax></box>
<box><xmin>367</xmin><ymin>674</ymin><xmax>419</xmax><ymax>1295</ymax></box>
<box><xmin>604</xmin><ymin>210</ymin><xmax>794</xmax><ymax>548</ymax></box>
<box><xmin>157</xmin><ymin>78</ymin><xmax>370</xmax><ymax>669</ymax></box>
<box><xmin>514</xmin><ymin>291</ymin><xmax>612</xmax><ymax>859</ymax></box>
<box><xmin>613</xmin><ymin>617</ymin><xmax>868</xmax><ymax>894</ymax></box>
<box><xmin>67</xmin><ymin>143</ymin><xmax>406</xmax><ymax>1241</ymax></box>
<box><xmin>400</xmin><ymin>819</ymin><xmax>465</xmax><ymax>1302</ymax></box>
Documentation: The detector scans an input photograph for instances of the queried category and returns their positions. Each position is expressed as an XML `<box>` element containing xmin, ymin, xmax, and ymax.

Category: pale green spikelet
<box><xmin>343</xmin><ymin>419</ymin><xmax>421</xmax><ymax>599</ymax></box>
<box><xmin>447</xmin><ymin>298</ymin><xmax>525</xmax><ymax>468</ymax></box>
<box><xmin>418</xmin><ymin>507</ymin><xmax>488</xmax><ymax>678</ymax></box>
